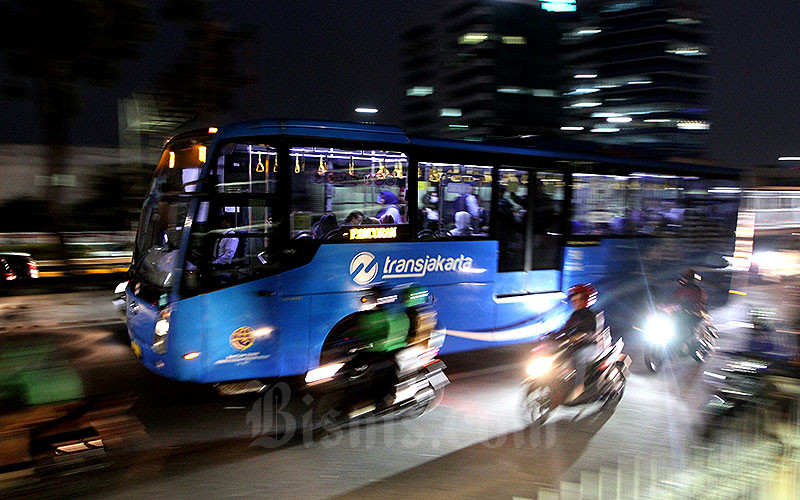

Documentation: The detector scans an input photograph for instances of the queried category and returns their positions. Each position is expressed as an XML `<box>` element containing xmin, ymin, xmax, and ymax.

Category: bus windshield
<box><xmin>133</xmin><ymin>134</ymin><xmax>211</xmax><ymax>297</ymax></box>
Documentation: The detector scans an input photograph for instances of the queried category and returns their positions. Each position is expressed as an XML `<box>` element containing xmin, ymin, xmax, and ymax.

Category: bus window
<box><xmin>417</xmin><ymin>162</ymin><xmax>492</xmax><ymax>239</ymax></box>
<box><xmin>178</xmin><ymin>141</ymin><xmax>283</xmax><ymax>295</ymax></box>
<box><xmin>133</xmin><ymin>137</ymin><xmax>210</xmax><ymax>298</ymax></box>
<box><xmin>214</xmin><ymin>143</ymin><xmax>278</xmax><ymax>194</ymax></box>
<box><xmin>497</xmin><ymin>168</ymin><xmax>563</xmax><ymax>272</ymax></box>
<box><xmin>289</xmin><ymin>146</ymin><xmax>408</xmax><ymax>240</ymax></box>
<box><xmin>182</xmin><ymin>201</ymin><xmax>281</xmax><ymax>294</ymax></box>
<box><xmin>571</xmin><ymin>174</ymin><xmax>630</xmax><ymax>235</ymax></box>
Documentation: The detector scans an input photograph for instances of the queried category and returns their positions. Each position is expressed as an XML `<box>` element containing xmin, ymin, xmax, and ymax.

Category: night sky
<box><xmin>1</xmin><ymin>0</ymin><xmax>799</xmax><ymax>169</ymax></box>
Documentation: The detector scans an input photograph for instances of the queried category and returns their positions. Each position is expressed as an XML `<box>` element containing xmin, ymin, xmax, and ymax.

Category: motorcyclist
<box><xmin>344</xmin><ymin>283</ymin><xmax>415</xmax><ymax>413</ymax></box>
<box><xmin>552</xmin><ymin>284</ymin><xmax>604</xmax><ymax>400</ymax></box>
<box><xmin>669</xmin><ymin>268</ymin><xmax>708</xmax><ymax>349</ymax></box>
<box><xmin>671</xmin><ymin>268</ymin><xmax>707</xmax><ymax>315</ymax></box>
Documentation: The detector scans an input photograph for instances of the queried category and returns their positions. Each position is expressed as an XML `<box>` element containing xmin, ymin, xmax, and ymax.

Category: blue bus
<box><xmin>126</xmin><ymin>119</ymin><xmax>740</xmax><ymax>387</ymax></box>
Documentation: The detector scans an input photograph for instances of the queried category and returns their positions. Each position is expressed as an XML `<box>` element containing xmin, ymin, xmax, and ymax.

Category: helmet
<box><xmin>567</xmin><ymin>283</ymin><xmax>597</xmax><ymax>309</ymax></box>
<box><xmin>679</xmin><ymin>268</ymin><xmax>699</xmax><ymax>285</ymax></box>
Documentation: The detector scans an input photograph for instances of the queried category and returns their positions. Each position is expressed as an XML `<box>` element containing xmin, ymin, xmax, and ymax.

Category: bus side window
<box><xmin>289</xmin><ymin>146</ymin><xmax>409</xmax><ymax>241</ymax></box>
<box><xmin>416</xmin><ymin>162</ymin><xmax>491</xmax><ymax>239</ymax></box>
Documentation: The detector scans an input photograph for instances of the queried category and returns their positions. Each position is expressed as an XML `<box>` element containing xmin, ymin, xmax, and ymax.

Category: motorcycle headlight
<box><xmin>526</xmin><ymin>356</ymin><xmax>555</xmax><ymax>378</ymax></box>
<box><xmin>305</xmin><ymin>362</ymin><xmax>344</xmax><ymax>384</ymax></box>
<box><xmin>644</xmin><ymin>315</ymin><xmax>674</xmax><ymax>345</ymax></box>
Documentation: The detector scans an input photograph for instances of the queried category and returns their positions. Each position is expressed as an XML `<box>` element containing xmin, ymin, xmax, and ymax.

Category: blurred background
<box><xmin>2</xmin><ymin>1</ymin><xmax>800</xmax><ymax>498</ymax></box>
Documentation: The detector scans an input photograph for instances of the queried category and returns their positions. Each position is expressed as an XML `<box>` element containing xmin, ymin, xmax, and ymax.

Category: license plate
<box><xmin>131</xmin><ymin>341</ymin><xmax>142</xmax><ymax>358</ymax></box>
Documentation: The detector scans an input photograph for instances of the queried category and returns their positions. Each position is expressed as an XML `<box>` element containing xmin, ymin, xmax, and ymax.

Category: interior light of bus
<box><xmin>168</xmin><ymin>151</ymin><xmax>175</xmax><ymax>168</ymax></box>
<box><xmin>208</xmin><ymin>127</ymin><xmax>218</xmax><ymax>133</ymax></box>
<box><xmin>184</xmin><ymin>352</ymin><xmax>201</xmax><ymax>360</ymax></box>
<box><xmin>198</xmin><ymin>145</ymin><xmax>207</xmax><ymax>163</ymax></box>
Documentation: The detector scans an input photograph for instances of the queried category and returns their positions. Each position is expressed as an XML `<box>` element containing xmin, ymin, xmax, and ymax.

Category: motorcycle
<box><xmin>304</xmin><ymin>285</ymin><xmax>449</xmax><ymax>434</ymax></box>
<box><xmin>702</xmin><ymin>354</ymin><xmax>772</xmax><ymax>433</ymax></box>
<box><xmin>522</xmin><ymin>326</ymin><xmax>629</xmax><ymax>426</ymax></box>
<box><xmin>640</xmin><ymin>305</ymin><xmax>717</xmax><ymax>373</ymax></box>
<box><xmin>0</xmin><ymin>339</ymin><xmax>142</xmax><ymax>485</ymax></box>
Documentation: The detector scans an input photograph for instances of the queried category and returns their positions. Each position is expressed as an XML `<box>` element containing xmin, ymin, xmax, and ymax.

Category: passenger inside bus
<box><xmin>343</xmin><ymin>211</ymin><xmax>364</xmax><ymax>226</ymax></box>
<box><xmin>376</xmin><ymin>190</ymin><xmax>402</xmax><ymax>224</ymax></box>
<box><xmin>449</xmin><ymin>211</ymin><xmax>473</xmax><ymax>237</ymax></box>
<box><xmin>312</xmin><ymin>213</ymin><xmax>339</xmax><ymax>239</ymax></box>
<box><xmin>212</xmin><ymin>215</ymin><xmax>239</xmax><ymax>265</ymax></box>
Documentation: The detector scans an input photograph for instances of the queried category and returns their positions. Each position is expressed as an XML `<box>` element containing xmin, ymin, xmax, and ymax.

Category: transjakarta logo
<box><xmin>349</xmin><ymin>251</ymin><xmax>473</xmax><ymax>285</ymax></box>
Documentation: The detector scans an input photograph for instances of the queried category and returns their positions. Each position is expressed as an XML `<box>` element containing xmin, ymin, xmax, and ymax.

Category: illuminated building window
<box><xmin>666</xmin><ymin>47</ymin><xmax>707</xmax><ymax>56</ymax></box>
<box><xmin>459</xmin><ymin>33</ymin><xmax>488</xmax><ymax>45</ymax></box>
<box><xmin>407</xmin><ymin>86</ymin><xmax>434</xmax><ymax>97</ymax></box>
<box><xmin>541</xmin><ymin>0</ymin><xmax>576</xmax><ymax>12</ymax></box>
<box><xmin>566</xmin><ymin>88</ymin><xmax>600</xmax><ymax>95</ymax></box>
<box><xmin>532</xmin><ymin>89</ymin><xmax>557</xmax><ymax>97</ymax></box>
<box><xmin>440</xmin><ymin>108</ymin><xmax>462</xmax><ymax>117</ymax></box>
<box><xmin>668</xmin><ymin>18</ymin><xmax>702</xmax><ymax>25</ymax></box>
<box><xmin>677</xmin><ymin>121</ymin><xmax>710</xmax><ymax>130</ymax></box>
<box><xmin>570</xmin><ymin>102</ymin><xmax>602</xmax><ymax>108</ymax></box>
<box><xmin>502</xmin><ymin>36</ymin><xmax>527</xmax><ymax>45</ymax></box>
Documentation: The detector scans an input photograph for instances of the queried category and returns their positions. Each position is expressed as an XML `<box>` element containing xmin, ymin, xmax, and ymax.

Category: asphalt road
<box><xmin>1</xmin><ymin>276</ymin><xmax>792</xmax><ymax>499</ymax></box>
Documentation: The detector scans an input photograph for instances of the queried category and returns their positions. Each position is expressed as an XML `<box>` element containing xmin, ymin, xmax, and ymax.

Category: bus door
<box><xmin>178</xmin><ymin>142</ymin><xmax>305</xmax><ymax>380</ymax></box>
<box><xmin>416</xmin><ymin>161</ymin><xmax>496</xmax><ymax>351</ymax></box>
<box><xmin>492</xmin><ymin>167</ymin><xmax>567</xmax><ymax>343</ymax></box>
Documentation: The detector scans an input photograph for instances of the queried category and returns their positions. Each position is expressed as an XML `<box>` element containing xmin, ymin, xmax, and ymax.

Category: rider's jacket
<box><xmin>670</xmin><ymin>283</ymin><xmax>707</xmax><ymax>315</ymax></box>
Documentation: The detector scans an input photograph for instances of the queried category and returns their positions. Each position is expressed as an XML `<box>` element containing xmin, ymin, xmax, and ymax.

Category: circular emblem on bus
<box><xmin>229</xmin><ymin>326</ymin><xmax>255</xmax><ymax>351</ymax></box>
<box><xmin>350</xmin><ymin>251</ymin><xmax>378</xmax><ymax>285</ymax></box>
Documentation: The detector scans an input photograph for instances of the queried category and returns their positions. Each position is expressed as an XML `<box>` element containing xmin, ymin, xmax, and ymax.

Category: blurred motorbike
<box><xmin>640</xmin><ymin>304</ymin><xmax>717</xmax><ymax>373</ymax></box>
<box><xmin>304</xmin><ymin>285</ymin><xmax>448</xmax><ymax>434</ymax></box>
<box><xmin>701</xmin><ymin>353</ymin><xmax>775</xmax><ymax>439</ymax></box>
<box><xmin>522</xmin><ymin>327</ymin><xmax>629</xmax><ymax>426</ymax></box>
<box><xmin>0</xmin><ymin>338</ymin><xmax>141</xmax><ymax>484</ymax></box>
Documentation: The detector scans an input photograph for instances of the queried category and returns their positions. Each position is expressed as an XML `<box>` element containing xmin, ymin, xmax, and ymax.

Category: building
<box><xmin>401</xmin><ymin>0</ymin><xmax>576</xmax><ymax>140</ymax></box>
<box><xmin>560</xmin><ymin>0</ymin><xmax>711</xmax><ymax>158</ymax></box>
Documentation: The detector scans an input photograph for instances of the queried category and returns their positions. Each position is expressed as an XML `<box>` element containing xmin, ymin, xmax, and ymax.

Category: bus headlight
<box><xmin>526</xmin><ymin>356</ymin><xmax>555</xmax><ymax>379</ymax></box>
<box><xmin>645</xmin><ymin>315</ymin><xmax>674</xmax><ymax>345</ymax></box>
<box><xmin>153</xmin><ymin>308</ymin><xmax>171</xmax><ymax>355</ymax></box>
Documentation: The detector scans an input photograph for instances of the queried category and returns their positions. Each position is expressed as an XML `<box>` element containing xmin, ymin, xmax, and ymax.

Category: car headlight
<box><xmin>645</xmin><ymin>315</ymin><xmax>674</xmax><ymax>345</ymax></box>
<box><xmin>526</xmin><ymin>356</ymin><xmax>555</xmax><ymax>378</ymax></box>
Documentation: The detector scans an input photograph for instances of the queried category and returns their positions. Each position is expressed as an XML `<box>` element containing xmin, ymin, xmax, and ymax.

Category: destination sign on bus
<box><xmin>348</xmin><ymin>226</ymin><xmax>397</xmax><ymax>240</ymax></box>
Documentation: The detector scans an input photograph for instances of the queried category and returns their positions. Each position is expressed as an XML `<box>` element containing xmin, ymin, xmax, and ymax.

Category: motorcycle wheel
<box><xmin>401</xmin><ymin>386</ymin><xmax>446</xmax><ymax>420</ymax></box>
<box><xmin>644</xmin><ymin>348</ymin><xmax>663</xmax><ymax>373</ymax></box>
<box><xmin>523</xmin><ymin>385</ymin><xmax>553</xmax><ymax>426</ymax></box>
<box><xmin>603</xmin><ymin>369</ymin><xmax>626</xmax><ymax>408</ymax></box>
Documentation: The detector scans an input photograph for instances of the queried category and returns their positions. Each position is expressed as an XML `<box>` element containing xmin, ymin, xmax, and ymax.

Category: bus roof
<box><xmin>201</xmin><ymin>118</ymin><xmax>738</xmax><ymax>178</ymax></box>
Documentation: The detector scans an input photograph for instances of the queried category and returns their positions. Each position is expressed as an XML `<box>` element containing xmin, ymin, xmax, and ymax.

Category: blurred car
<box><xmin>0</xmin><ymin>252</ymin><xmax>38</xmax><ymax>281</ymax></box>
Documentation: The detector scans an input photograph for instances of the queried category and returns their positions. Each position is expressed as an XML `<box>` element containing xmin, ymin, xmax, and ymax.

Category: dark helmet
<box><xmin>679</xmin><ymin>268</ymin><xmax>699</xmax><ymax>285</ymax></box>
<box><xmin>567</xmin><ymin>283</ymin><xmax>597</xmax><ymax>309</ymax></box>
